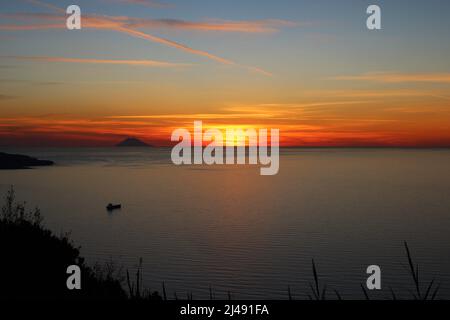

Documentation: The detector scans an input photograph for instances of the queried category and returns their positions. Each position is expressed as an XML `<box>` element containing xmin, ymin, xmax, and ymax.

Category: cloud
<box><xmin>126</xmin><ymin>18</ymin><xmax>298</xmax><ymax>33</ymax></box>
<box><xmin>0</xmin><ymin>13</ymin><xmax>297</xmax><ymax>34</ymax></box>
<box><xmin>0</xmin><ymin>78</ymin><xmax>62</xmax><ymax>86</ymax></box>
<box><xmin>108</xmin><ymin>0</ymin><xmax>173</xmax><ymax>8</ymax></box>
<box><xmin>0</xmin><ymin>23</ymin><xmax>63</xmax><ymax>30</ymax></box>
<box><xmin>309</xmin><ymin>89</ymin><xmax>450</xmax><ymax>101</ymax></box>
<box><xmin>5</xmin><ymin>56</ymin><xmax>191</xmax><ymax>68</ymax></box>
<box><xmin>112</xmin><ymin>26</ymin><xmax>236</xmax><ymax>65</ymax></box>
<box><xmin>108</xmin><ymin>100</ymin><xmax>378</xmax><ymax>123</ymax></box>
<box><xmin>384</xmin><ymin>107</ymin><xmax>447</xmax><ymax>114</ymax></box>
<box><xmin>330</xmin><ymin>72</ymin><xmax>450</xmax><ymax>83</ymax></box>
<box><xmin>3</xmin><ymin>104</ymin><xmax>450</xmax><ymax>147</ymax></box>
<box><xmin>0</xmin><ymin>94</ymin><xmax>15</xmax><ymax>100</ymax></box>
<box><xmin>0</xmin><ymin>14</ymin><xmax>273</xmax><ymax>75</ymax></box>
<box><xmin>5</xmin><ymin>1</ymin><xmax>273</xmax><ymax>76</ymax></box>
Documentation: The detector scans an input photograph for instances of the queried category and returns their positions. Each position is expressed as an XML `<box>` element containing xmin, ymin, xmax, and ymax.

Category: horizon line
<box><xmin>2</xmin><ymin>145</ymin><xmax>450</xmax><ymax>149</ymax></box>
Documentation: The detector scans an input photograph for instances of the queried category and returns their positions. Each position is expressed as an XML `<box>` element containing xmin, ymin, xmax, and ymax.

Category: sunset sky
<box><xmin>1</xmin><ymin>0</ymin><xmax>450</xmax><ymax>147</ymax></box>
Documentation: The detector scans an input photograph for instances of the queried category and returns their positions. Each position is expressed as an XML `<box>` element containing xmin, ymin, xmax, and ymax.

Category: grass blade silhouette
<box><xmin>361</xmin><ymin>284</ymin><xmax>370</xmax><ymax>300</ymax></box>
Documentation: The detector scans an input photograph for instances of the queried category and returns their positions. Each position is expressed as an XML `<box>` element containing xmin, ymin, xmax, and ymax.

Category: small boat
<box><xmin>106</xmin><ymin>203</ymin><xmax>122</xmax><ymax>211</ymax></box>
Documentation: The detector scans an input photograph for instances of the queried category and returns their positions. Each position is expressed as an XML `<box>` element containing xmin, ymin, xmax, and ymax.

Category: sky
<box><xmin>1</xmin><ymin>0</ymin><xmax>450</xmax><ymax>147</ymax></box>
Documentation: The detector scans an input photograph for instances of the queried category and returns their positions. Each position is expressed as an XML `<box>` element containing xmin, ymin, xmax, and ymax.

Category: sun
<box><xmin>202</xmin><ymin>124</ymin><xmax>262</xmax><ymax>147</ymax></box>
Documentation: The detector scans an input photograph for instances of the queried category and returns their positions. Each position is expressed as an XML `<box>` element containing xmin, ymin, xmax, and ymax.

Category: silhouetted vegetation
<box><xmin>126</xmin><ymin>258</ymin><xmax>162</xmax><ymax>300</ymax></box>
<box><xmin>307</xmin><ymin>259</ymin><xmax>327</xmax><ymax>300</ymax></box>
<box><xmin>403</xmin><ymin>241</ymin><xmax>440</xmax><ymax>300</ymax></box>
<box><xmin>0</xmin><ymin>186</ymin><xmax>126</xmax><ymax>300</ymax></box>
<box><xmin>286</xmin><ymin>243</ymin><xmax>442</xmax><ymax>300</ymax></box>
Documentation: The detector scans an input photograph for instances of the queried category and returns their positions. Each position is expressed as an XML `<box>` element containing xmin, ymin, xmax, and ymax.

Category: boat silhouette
<box><xmin>106</xmin><ymin>203</ymin><xmax>122</xmax><ymax>211</ymax></box>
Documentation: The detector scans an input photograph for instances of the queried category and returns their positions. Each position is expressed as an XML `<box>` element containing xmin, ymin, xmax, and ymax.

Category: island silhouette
<box><xmin>116</xmin><ymin>137</ymin><xmax>152</xmax><ymax>147</ymax></box>
<box><xmin>0</xmin><ymin>152</ymin><xmax>54</xmax><ymax>170</ymax></box>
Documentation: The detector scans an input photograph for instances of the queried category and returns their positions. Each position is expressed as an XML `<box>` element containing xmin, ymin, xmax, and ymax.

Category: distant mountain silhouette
<box><xmin>116</xmin><ymin>137</ymin><xmax>151</xmax><ymax>147</ymax></box>
<box><xmin>0</xmin><ymin>152</ymin><xmax>54</xmax><ymax>169</ymax></box>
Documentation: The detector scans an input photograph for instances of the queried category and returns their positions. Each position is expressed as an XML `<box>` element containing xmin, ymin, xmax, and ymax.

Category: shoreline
<box><xmin>0</xmin><ymin>152</ymin><xmax>54</xmax><ymax>170</ymax></box>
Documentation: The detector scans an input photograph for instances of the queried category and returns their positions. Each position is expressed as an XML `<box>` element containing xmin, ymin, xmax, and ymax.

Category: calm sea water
<box><xmin>1</xmin><ymin>148</ymin><xmax>450</xmax><ymax>299</ymax></box>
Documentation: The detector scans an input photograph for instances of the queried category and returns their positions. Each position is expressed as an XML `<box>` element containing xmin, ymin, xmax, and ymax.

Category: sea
<box><xmin>1</xmin><ymin>147</ymin><xmax>450</xmax><ymax>299</ymax></box>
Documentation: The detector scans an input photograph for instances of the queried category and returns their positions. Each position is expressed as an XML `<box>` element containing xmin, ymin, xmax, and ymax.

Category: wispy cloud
<box><xmin>126</xmin><ymin>18</ymin><xmax>298</xmax><ymax>33</ymax></box>
<box><xmin>384</xmin><ymin>107</ymin><xmax>448</xmax><ymax>114</ymax></box>
<box><xmin>112</xmin><ymin>25</ymin><xmax>236</xmax><ymax>65</ymax></box>
<box><xmin>331</xmin><ymin>72</ymin><xmax>450</xmax><ymax>83</ymax></box>
<box><xmin>310</xmin><ymin>89</ymin><xmax>450</xmax><ymax>101</ymax></box>
<box><xmin>0</xmin><ymin>13</ymin><xmax>234</xmax><ymax>65</ymax></box>
<box><xmin>108</xmin><ymin>100</ymin><xmax>378</xmax><ymax>123</ymax></box>
<box><xmin>0</xmin><ymin>78</ymin><xmax>62</xmax><ymax>86</ymax></box>
<box><xmin>2</xmin><ymin>106</ymin><xmax>450</xmax><ymax>147</ymax></box>
<box><xmin>0</xmin><ymin>23</ymin><xmax>63</xmax><ymax>30</ymax></box>
<box><xmin>4</xmin><ymin>1</ymin><xmax>273</xmax><ymax>76</ymax></box>
<box><xmin>0</xmin><ymin>13</ymin><xmax>297</xmax><ymax>34</ymax></box>
<box><xmin>108</xmin><ymin>0</ymin><xmax>173</xmax><ymax>8</ymax></box>
<box><xmin>0</xmin><ymin>94</ymin><xmax>16</xmax><ymax>100</ymax></box>
<box><xmin>4</xmin><ymin>56</ymin><xmax>191</xmax><ymax>68</ymax></box>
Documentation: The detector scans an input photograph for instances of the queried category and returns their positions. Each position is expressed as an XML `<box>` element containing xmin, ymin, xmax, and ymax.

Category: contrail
<box><xmin>4</xmin><ymin>55</ymin><xmax>191</xmax><ymax>68</ymax></box>
<box><xmin>114</xmin><ymin>26</ymin><xmax>235</xmax><ymax>65</ymax></box>
<box><xmin>20</xmin><ymin>0</ymin><xmax>272</xmax><ymax>76</ymax></box>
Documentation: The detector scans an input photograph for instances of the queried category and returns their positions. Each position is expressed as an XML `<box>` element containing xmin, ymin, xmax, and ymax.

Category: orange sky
<box><xmin>1</xmin><ymin>0</ymin><xmax>450</xmax><ymax>147</ymax></box>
